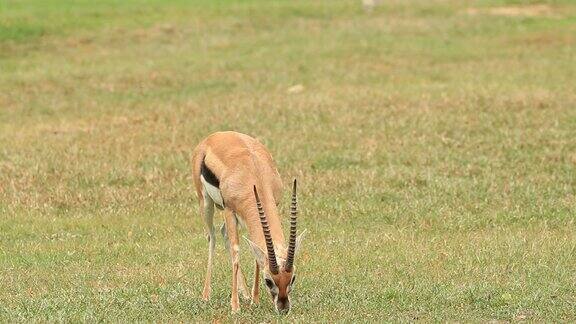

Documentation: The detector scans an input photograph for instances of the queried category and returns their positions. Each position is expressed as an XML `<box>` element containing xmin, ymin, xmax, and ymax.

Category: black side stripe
<box><xmin>201</xmin><ymin>157</ymin><xmax>220</xmax><ymax>188</ymax></box>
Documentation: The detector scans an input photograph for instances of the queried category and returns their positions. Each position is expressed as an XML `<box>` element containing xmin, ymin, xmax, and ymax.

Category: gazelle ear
<box><xmin>294</xmin><ymin>229</ymin><xmax>307</xmax><ymax>255</ymax></box>
<box><xmin>244</xmin><ymin>237</ymin><xmax>267</xmax><ymax>268</ymax></box>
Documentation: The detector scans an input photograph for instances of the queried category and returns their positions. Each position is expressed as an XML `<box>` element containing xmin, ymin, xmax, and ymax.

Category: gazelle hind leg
<box><xmin>201</xmin><ymin>193</ymin><xmax>216</xmax><ymax>301</ymax></box>
<box><xmin>224</xmin><ymin>209</ymin><xmax>241</xmax><ymax>313</ymax></box>
<box><xmin>220</xmin><ymin>221</ymin><xmax>250</xmax><ymax>300</ymax></box>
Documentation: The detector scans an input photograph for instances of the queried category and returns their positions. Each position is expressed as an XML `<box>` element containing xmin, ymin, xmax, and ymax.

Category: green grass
<box><xmin>1</xmin><ymin>0</ymin><xmax>576</xmax><ymax>321</ymax></box>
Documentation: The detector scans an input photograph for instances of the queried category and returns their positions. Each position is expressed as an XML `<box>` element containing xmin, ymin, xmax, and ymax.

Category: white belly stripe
<box><xmin>200</xmin><ymin>174</ymin><xmax>224</xmax><ymax>208</ymax></box>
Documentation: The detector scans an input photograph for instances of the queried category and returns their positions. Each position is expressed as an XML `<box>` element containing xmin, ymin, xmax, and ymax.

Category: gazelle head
<box><xmin>246</xmin><ymin>180</ymin><xmax>306</xmax><ymax>314</ymax></box>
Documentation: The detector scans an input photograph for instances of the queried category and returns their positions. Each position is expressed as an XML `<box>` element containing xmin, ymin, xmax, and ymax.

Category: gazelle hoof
<box><xmin>202</xmin><ymin>289</ymin><xmax>210</xmax><ymax>301</ymax></box>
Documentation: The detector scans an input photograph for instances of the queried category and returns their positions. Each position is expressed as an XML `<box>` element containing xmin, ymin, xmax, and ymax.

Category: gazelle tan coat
<box><xmin>191</xmin><ymin>131</ymin><xmax>304</xmax><ymax>314</ymax></box>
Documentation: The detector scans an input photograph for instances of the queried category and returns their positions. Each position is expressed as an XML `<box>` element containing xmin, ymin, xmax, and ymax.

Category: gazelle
<box><xmin>191</xmin><ymin>131</ymin><xmax>306</xmax><ymax>314</ymax></box>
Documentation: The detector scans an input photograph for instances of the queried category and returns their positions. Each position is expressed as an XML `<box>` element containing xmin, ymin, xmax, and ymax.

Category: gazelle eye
<box><xmin>265</xmin><ymin>278</ymin><xmax>274</xmax><ymax>289</ymax></box>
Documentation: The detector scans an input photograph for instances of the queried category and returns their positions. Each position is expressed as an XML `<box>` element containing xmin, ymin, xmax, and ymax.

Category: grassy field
<box><xmin>1</xmin><ymin>0</ymin><xmax>576</xmax><ymax>321</ymax></box>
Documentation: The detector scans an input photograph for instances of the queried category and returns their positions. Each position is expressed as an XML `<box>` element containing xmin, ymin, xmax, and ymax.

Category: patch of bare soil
<box><xmin>465</xmin><ymin>4</ymin><xmax>556</xmax><ymax>18</ymax></box>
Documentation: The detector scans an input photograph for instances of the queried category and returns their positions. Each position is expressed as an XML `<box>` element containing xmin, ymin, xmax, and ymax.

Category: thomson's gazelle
<box><xmin>191</xmin><ymin>131</ymin><xmax>305</xmax><ymax>314</ymax></box>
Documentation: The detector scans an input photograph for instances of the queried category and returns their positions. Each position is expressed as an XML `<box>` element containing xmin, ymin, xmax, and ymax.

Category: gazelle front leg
<box><xmin>224</xmin><ymin>209</ymin><xmax>241</xmax><ymax>313</ymax></box>
<box><xmin>220</xmin><ymin>222</ymin><xmax>250</xmax><ymax>300</ymax></box>
<box><xmin>251</xmin><ymin>261</ymin><xmax>260</xmax><ymax>304</ymax></box>
<box><xmin>200</xmin><ymin>194</ymin><xmax>215</xmax><ymax>301</ymax></box>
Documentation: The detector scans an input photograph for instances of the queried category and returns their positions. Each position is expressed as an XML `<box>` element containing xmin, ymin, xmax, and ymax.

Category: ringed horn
<box><xmin>285</xmin><ymin>179</ymin><xmax>298</xmax><ymax>272</ymax></box>
<box><xmin>253</xmin><ymin>179</ymin><xmax>299</xmax><ymax>274</ymax></box>
<box><xmin>253</xmin><ymin>185</ymin><xmax>279</xmax><ymax>274</ymax></box>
